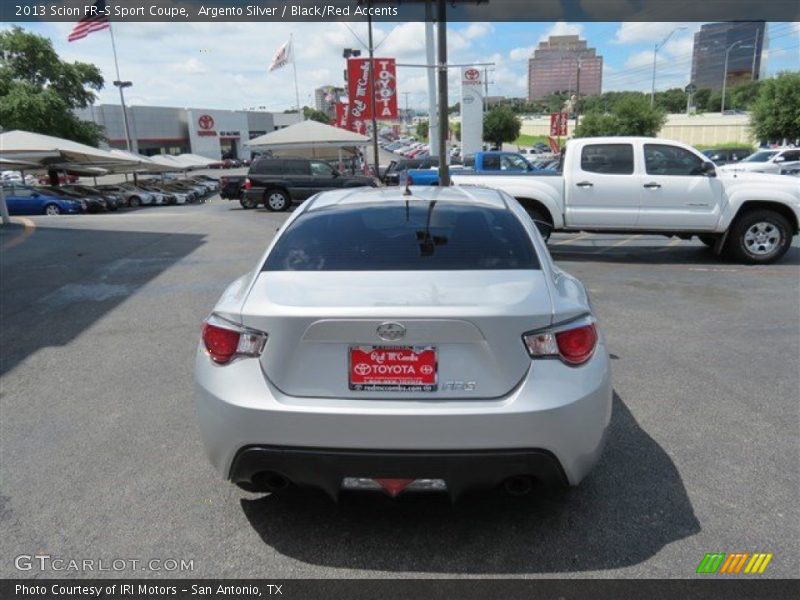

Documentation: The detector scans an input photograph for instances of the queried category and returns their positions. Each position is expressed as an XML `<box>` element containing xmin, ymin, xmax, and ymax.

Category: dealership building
<box><xmin>74</xmin><ymin>104</ymin><xmax>302</xmax><ymax>160</ymax></box>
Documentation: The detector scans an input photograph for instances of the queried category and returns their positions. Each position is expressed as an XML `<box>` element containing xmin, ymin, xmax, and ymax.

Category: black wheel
<box><xmin>128</xmin><ymin>196</ymin><xmax>141</xmax><ymax>208</ymax></box>
<box><xmin>43</xmin><ymin>203</ymin><xmax>61</xmax><ymax>215</ymax></box>
<box><xmin>725</xmin><ymin>210</ymin><xmax>792</xmax><ymax>264</ymax></box>
<box><xmin>241</xmin><ymin>195</ymin><xmax>259</xmax><ymax>209</ymax></box>
<box><xmin>698</xmin><ymin>235</ymin><xmax>717</xmax><ymax>248</ymax></box>
<box><xmin>526</xmin><ymin>208</ymin><xmax>552</xmax><ymax>242</ymax></box>
<box><xmin>265</xmin><ymin>189</ymin><xmax>291</xmax><ymax>212</ymax></box>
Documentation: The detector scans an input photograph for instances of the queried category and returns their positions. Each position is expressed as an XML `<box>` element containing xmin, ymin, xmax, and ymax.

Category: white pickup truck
<box><xmin>452</xmin><ymin>137</ymin><xmax>800</xmax><ymax>264</ymax></box>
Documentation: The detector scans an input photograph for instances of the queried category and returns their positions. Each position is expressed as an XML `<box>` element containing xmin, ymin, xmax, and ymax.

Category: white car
<box><xmin>718</xmin><ymin>148</ymin><xmax>800</xmax><ymax>175</ymax></box>
<box><xmin>453</xmin><ymin>137</ymin><xmax>800</xmax><ymax>264</ymax></box>
<box><xmin>195</xmin><ymin>186</ymin><xmax>612</xmax><ymax>500</ymax></box>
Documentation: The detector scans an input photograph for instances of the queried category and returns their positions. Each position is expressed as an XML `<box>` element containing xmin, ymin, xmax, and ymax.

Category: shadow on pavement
<box><xmin>241</xmin><ymin>393</ymin><xmax>700</xmax><ymax>574</ymax></box>
<box><xmin>549</xmin><ymin>242</ymin><xmax>800</xmax><ymax>266</ymax></box>
<box><xmin>0</xmin><ymin>223</ymin><xmax>206</xmax><ymax>377</ymax></box>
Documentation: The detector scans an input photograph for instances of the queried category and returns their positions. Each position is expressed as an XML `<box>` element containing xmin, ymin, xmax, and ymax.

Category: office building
<box><xmin>527</xmin><ymin>35</ymin><xmax>603</xmax><ymax>101</ymax></box>
<box><xmin>691</xmin><ymin>22</ymin><xmax>766</xmax><ymax>91</ymax></box>
<box><xmin>314</xmin><ymin>86</ymin><xmax>345</xmax><ymax>118</ymax></box>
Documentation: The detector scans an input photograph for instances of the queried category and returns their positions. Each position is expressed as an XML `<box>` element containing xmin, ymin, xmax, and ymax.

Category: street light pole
<box><xmin>109</xmin><ymin>25</ymin><xmax>133</xmax><ymax>152</ymax></box>
<box><xmin>436</xmin><ymin>0</ymin><xmax>450</xmax><ymax>187</ymax></box>
<box><xmin>650</xmin><ymin>26</ymin><xmax>687</xmax><ymax>108</ymax></box>
<box><xmin>722</xmin><ymin>40</ymin><xmax>753</xmax><ymax>113</ymax></box>
<box><xmin>367</xmin><ymin>12</ymin><xmax>380</xmax><ymax>178</ymax></box>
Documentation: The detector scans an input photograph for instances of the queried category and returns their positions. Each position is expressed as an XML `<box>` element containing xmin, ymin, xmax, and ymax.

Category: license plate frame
<box><xmin>349</xmin><ymin>345</ymin><xmax>438</xmax><ymax>392</ymax></box>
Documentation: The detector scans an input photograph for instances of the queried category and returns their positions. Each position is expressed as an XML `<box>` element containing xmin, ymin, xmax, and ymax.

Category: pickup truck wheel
<box><xmin>726</xmin><ymin>210</ymin><xmax>792</xmax><ymax>264</ymax></box>
<box><xmin>527</xmin><ymin>209</ymin><xmax>552</xmax><ymax>241</ymax></box>
<box><xmin>265</xmin><ymin>189</ymin><xmax>290</xmax><ymax>212</ymax></box>
<box><xmin>240</xmin><ymin>197</ymin><xmax>255</xmax><ymax>209</ymax></box>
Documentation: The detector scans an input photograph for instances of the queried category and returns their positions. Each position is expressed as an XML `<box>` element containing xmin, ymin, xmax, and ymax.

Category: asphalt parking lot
<box><xmin>1</xmin><ymin>194</ymin><xmax>798</xmax><ymax>578</ymax></box>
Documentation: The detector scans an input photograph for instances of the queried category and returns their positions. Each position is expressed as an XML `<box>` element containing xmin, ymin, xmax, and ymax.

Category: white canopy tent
<box><xmin>108</xmin><ymin>149</ymin><xmax>175</xmax><ymax>174</ymax></box>
<box><xmin>147</xmin><ymin>154</ymin><xmax>189</xmax><ymax>170</ymax></box>
<box><xmin>244</xmin><ymin>120</ymin><xmax>370</xmax><ymax>163</ymax></box>
<box><xmin>175</xmin><ymin>154</ymin><xmax>217</xmax><ymax>168</ymax></box>
<box><xmin>0</xmin><ymin>130</ymin><xmax>141</xmax><ymax>171</ymax></box>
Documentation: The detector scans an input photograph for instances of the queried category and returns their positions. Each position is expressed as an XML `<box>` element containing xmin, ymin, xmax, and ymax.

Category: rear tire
<box><xmin>241</xmin><ymin>195</ymin><xmax>259</xmax><ymax>209</ymax></box>
<box><xmin>44</xmin><ymin>203</ymin><xmax>61</xmax><ymax>215</ymax></box>
<box><xmin>526</xmin><ymin>208</ymin><xmax>552</xmax><ymax>242</ymax></box>
<box><xmin>265</xmin><ymin>189</ymin><xmax>291</xmax><ymax>212</ymax></box>
<box><xmin>129</xmin><ymin>196</ymin><xmax>141</xmax><ymax>208</ymax></box>
<box><xmin>725</xmin><ymin>210</ymin><xmax>792</xmax><ymax>264</ymax></box>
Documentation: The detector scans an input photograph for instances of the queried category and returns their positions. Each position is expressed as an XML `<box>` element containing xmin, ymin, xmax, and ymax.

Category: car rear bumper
<box><xmin>195</xmin><ymin>343</ymin><xmax>612</xmax><ymax>493</ymax></box>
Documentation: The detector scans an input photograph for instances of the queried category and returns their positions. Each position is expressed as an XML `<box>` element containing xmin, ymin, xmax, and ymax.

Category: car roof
<box><xmin>306</xmin><ymin>185</ymin><xmax>508</xmax><ymax>212</ymax></box>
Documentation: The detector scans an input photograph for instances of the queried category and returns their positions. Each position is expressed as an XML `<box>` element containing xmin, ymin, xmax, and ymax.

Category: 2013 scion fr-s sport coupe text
<box><xmin>194</xmin><ymin>186</ymin><xmax>612</xmax><ymax>500</ymax></box>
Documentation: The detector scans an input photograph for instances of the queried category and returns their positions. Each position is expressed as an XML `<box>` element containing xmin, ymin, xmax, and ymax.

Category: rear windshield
<box><xmin>263</xmin><ymin>202</ymin><xmax>540</xmax><ymax>271</ymax></box>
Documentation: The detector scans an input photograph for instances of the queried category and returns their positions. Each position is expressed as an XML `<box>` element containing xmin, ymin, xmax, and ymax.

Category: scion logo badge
<box><xmin>376</xmin><ymin>322</ymin><xmax>406</xmax><ymax>341</ymax></box>
<box><xmin>696</xmin><ymin>552</ymin><xmax>773</xmax><ymax>574</ymax></box>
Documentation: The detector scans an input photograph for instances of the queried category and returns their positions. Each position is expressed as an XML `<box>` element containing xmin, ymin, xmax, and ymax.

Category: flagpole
<box><xmin>291</xmin><ymin>33</ymin><xmax>301</xmax><ymax>115</ymax></box>
<box><xmin>108</xmin><ymin>23</ymin><xmax>133</xmax><ymax>152</ymax></box>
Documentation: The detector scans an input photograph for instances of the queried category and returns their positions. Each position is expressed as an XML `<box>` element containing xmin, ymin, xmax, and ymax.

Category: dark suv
<box><xmin>242</xmin><ymin>158</ymin><xmax>377</xmax><ymax>211</ymax></box>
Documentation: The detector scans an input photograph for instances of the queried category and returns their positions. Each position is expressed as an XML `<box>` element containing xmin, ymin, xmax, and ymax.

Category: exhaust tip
<box><xmin>252</xmin><ymin>472</ymin><xmax>290</xmax><ymax>493</ymax></box>
<box><xmin>503</xmin><ymin>475</ymin><xmax>534</xmax><ymax>496</ymax></box>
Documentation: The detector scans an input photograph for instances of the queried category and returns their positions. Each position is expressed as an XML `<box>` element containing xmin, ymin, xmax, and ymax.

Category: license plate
<box><xmin>349</xmin><ymin>346</ymin><xmax>437</xmax><ymax>392</ymax></box>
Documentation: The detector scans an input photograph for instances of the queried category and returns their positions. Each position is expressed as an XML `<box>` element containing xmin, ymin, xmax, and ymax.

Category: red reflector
<box><xmin>374</xmin><ymin>479</ymin><xmax>415</xmax><ymax>497</ymax></box>
<box><xmin>202</xmin><ymin>322</ymin><xmax>240</xmax><ymax>363</ymax></box>
<box><xmin>555</xmin><ymin>323</ymin><xmax>597</xmax><ymax>365</ymax></box>
<box><xmin>243</xmin><ymin>178</ymin><xmax>252</xmax><ymax>190</ymax></box>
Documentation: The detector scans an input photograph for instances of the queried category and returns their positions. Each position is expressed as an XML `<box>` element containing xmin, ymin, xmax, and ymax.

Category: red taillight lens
<box><xmin>523</xmin><ymin>318</ymin><xmax>598</xmax><ymax>366</ymax></box>
<box><xmin>243</xmin><ymin>178</ymin><xmax>252</xmax><ymax>190</ymax></box>
<box><xmin>202</xmin><ymin>322</ymin><xmax>240</xmax><ymax>363</ymax></box>
<box><xmin>201</xmin><ymin>314</ymin><xmax>267</xmax><ymax>364</ymax></box>
<box><xmin>555</xmin><ymin>323</ymin><xmax>598</xmax><ymax>365</ymax></box>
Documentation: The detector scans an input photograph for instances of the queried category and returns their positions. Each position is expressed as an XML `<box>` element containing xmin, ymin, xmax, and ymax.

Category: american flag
<box><xmin>268</xmin><ymin>39</ymin><xmax>293</xmax><ymax>72</ymax></box>
<box><xmin>68</xmin><ymin>0</ymin><xmax>110</xmax><ymax>42</ymax></box>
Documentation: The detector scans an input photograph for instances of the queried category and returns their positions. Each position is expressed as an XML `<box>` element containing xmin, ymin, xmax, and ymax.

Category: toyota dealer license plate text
<box><xmin>349</xmin><ymin>346</ymin><xmax>437</xmax><ymax>391</ymax></box>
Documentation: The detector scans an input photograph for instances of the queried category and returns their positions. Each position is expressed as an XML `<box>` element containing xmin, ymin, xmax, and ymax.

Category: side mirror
<box><xmin>700</xmin><ymin>161</ymin><xmax>717</xmax><ymax>177</ymax></box>
<box><xmin>773</xmin><ymin>156</ymin><xmax>785</xmax><ymax>163</ymax></box>
<box><xmin>31</xmin><ymin>192</ymin><xmax>40</xmax><ymax>198</ymax></box>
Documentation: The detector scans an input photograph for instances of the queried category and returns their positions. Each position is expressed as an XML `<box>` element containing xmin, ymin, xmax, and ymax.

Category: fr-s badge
<box><xmin>442</xmin><ymin>381</ymin><xmax>477</xmax><ymax>391</ymax></box>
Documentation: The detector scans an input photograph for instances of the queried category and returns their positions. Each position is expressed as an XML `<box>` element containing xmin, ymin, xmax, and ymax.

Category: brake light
<box><xmin>201</xmin><ymin>314</ymin><xmax>267</xmax><ymax>364</ymax></box>
<box><xmin>523</xmin><ymin>318</ymin><xmax>598</xmax><ymax>366</ymax></box>
<box><xmin>243</xmin><ymin>178</ymin><xmax>252</xmax><ymax>190</ymax></box>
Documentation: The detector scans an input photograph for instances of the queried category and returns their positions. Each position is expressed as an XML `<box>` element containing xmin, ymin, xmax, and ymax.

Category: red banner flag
<box><xmin>346</xmin><ymin>57</ymin><xmax>398</xmax><ymax>133</ymax></box>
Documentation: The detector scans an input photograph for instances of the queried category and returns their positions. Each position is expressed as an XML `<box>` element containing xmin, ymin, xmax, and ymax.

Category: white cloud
<box><xmin>539</xmin><ymin>22</ymin><xmax>584</xmax><ymax>42</ymax></box>
<box><xmin>613</xmin><ymin>22</ymin><xmax>699</xmax><ymax>45</ymax></box>
<box><xmin>509</xmin><ymin>45</ymin><xmax>535</xmax><ymax>61</ymax></box>
<box><xmin>462</xmin><ymin>23</ymin><xmax>493</xmax><ymax>40</ymax></box>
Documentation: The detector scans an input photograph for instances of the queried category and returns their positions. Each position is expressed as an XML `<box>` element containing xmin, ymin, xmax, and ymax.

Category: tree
<box><xmin>302</xmin><ymin>106</ymin><xmax>332</xmax><ymax>124</ymax></box>
<box><xmin>750</xmin><ymin>72</ymin><xmax>800</xmax><ymax>142</ymax></box>
<box><xmin>575</xmin><ymin>95</ymin><xmax>666</xmax><ymax>137</ymax></box>
<box><xmin>0</xmin><ymin>26</ymin><xmax>105</xmax><ymax>145</ymax></box>
<box><xmin>416</xmin><ymin>120</ymin><xmax>429</xmax><ymax>140</ymax></box>
<box><xmin>654</xmin><ymin>88</ymin><xmax>688</xmax><ymax>113</ymax></box>
<box><xmin>729</xmin><ymin>80</ymin><xmax>761</xmax><ymax>110</ymax></box>
<box><xmin>483</xmin><ymin>107</ymin><xmax>521</xmax><ymax>146</ymax></box>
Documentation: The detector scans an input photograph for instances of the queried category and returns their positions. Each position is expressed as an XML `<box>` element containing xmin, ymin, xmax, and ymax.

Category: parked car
<box><xmin>37</xmin><ymin>173</ymin><xmax>79</xmax><ymax>185</ymax></box>
<box><xmin>195</xmin><ymin>186</ymin><xmax>611</xmax><ymax>499</ymax></box>
<box><xmin>452</xmin><ymin>137</ymin><xmax>800</xmax><ymax>264</ymax></box>
<box><xmin>242</xmin><ymin>157</ymin><xmax>377</xmax><ymax>211</ymax></box>
<box><xmin>158</xmin><ymin>182</ymin><xmax>200</xmax><ymax>203</ymax></box>
<box><xmin>119</xmin><ymin>182</ymin><xmax>169</xmax><ymax>205</ymax></box>
<box><xmin>136</xmin><ymin>183</ymin><xmax>180</xmax><ymax>205</ymax></box>
<box><xmin>718</xmin><ymin>148</ymin><xmax>800</xmax><ymax>174</ymax></box>
<box><xmin>384</xmin><ymin>157</ymin><xmax>440</xmax><ymax>186</ymax></box>
<box><xmin>219</xmin><ymin>175</ymin><xmax>246</xmax><ymax>203</ymax></box>
<box><xmin>36</xmin><ymin>185</ymin><xmax>106</xmax><ymax>213</ymax></box>
<box><xmin>62</xmin><ymin>184</ymin><xmax>122</xmax><ymax>211</ymax></box>
<box><xmin>97</xmin><ymin>184</ymin><xmax>156</xmax><ymax>208</ymax></box>
<box><xmin>701</xmin><ymin>147</ymin><xmax>754</xmax><ymax>166</ymax></box>
<box><xmin>2</xmin><ymin>183</ymin><xmax>83</xmax><ymax>215</ymax></box>
<box><xmin>190</xmin><ymin>174</ymin><xmax>220</xmax><ymax>191</ymax></box>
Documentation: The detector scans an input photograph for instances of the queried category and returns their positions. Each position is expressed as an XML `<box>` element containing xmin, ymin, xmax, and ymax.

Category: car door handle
<box><xmin>576</xmin><ymin>181</ymin><xmax>594</xmax><ymax>188</ymax></box>
<box><xmin>643</xmin><ymin>182</ymin><xmax>662</xmax><ymax>189</ymax></box>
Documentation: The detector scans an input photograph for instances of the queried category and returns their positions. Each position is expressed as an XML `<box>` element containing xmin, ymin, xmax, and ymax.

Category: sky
<box><xmin>10</xmin><ymin>20</ymin><xmax>800</xmax><ymax>111</ymax></box>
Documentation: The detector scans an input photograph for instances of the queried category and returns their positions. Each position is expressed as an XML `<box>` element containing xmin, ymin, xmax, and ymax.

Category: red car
<box><xmin>38</xmin><ymin>173</ymin><xmax>79</xmax><ymax>185</ymax></box>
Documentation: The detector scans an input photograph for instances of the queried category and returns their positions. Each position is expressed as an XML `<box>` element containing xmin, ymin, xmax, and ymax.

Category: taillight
<box><xmin>201</xmin><ymin>314</ymin><xmax>267</xmax><ymax>364</ymax></box>
<box><xmin>523</xmin><ymin>317</ymin><xmax>598</xmax><ymax>366</ymax></box>
<box><xmin>243</xmin><ymin>178</ymin><xmax>252</xmax><ymax>190</ymax></box>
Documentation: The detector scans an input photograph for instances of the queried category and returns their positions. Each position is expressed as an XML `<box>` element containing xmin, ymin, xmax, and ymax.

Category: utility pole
<box><xmin>367</xmin><ymin>11</ymin><xmax>380</xmax><ymax>177</ymax></box>
<box><xmin>722</xmin><ymin>40</ymin><xmax>752</xmax><ymax>113</ymax></box>
<box><xmin>751</xmin><ymin>27</ymin><xmax>761</xmax><ymax>82</ymax></box>
<box><xmin>651</xmin><ymin>26</ymin><xmax>687</xmax><ymax>107</ymax></box>
<box><xmin>436</xmin><ymin>0</ymin><xmax>449</xmax><ymax>186</ymax></box>
<box><xmin>109</xmin><ymin>25</ymin><xmax>133</xmax><ymax>152</ymax></box>
<box><xmin>425</xmin><ymin>1</ymin><xmax>439</xmax><ymax>156</ymax></box>
<box><xmin>574</xmin><ymin>55</ymin><xmax>582</xmax><ymax>132</ymax></box>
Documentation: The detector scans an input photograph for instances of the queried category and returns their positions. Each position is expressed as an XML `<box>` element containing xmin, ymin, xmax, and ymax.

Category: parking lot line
<box><xmin>0</xmin><ymin>217</ymin><xmax>36</xmax><ymax>251</ymax></box>
<box><xmin>552</xmin><ymin>233</ymin><xmax>591</xmax><ymax>245</ymax></box>
<box><xmin>592</xmin><ymin>234</ymin><xmax>642</xmax><ymax>253</ymax></box>
<box><xmin>658</xmin><ymin>238</ymin><xmax>685</xmax><ymax>251</ymax></box>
